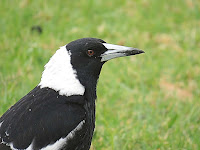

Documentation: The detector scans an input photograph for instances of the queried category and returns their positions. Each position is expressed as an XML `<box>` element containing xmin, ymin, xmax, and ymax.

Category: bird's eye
<box><xmin>87</xmin><ymin>50</ymin><xmax>95</xmax><ymax>57</ymax></box>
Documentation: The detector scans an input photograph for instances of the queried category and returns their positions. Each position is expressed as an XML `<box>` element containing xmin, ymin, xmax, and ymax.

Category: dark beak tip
<box><xmin>140</xmin><ymin>50</ymin><xmax>145</xmax><ymax>54</ymax></box>
<box><xmin>136</xmin><ymin>49</ymin><xmax>145</xmax><ymax>54</ymax></box>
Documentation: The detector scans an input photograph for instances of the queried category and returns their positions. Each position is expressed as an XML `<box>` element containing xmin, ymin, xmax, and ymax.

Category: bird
<box><xmin>0</xmin><ymin>38</ymin><xmax>144</xmax><ymax>150</ymax></box>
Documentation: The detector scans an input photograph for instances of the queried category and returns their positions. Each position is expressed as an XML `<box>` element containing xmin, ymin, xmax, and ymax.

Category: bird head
<box><xmin>67</xmin><ymin>38</ymin><xmax>144</xmax><ymax>79</ymax></box>
<box><xmin>39</xmin><ymin>38</ymin><xmax>144</xmax><ymax>96</ymax></box>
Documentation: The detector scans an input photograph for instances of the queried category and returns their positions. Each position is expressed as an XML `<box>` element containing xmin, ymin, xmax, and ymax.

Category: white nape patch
<box><xmin>41</xmin><ymin>120</ymin><xmax>85</xmax><ymax>150</ymax></box>
<box><xmin>39</xmin><ymin>46</ymin><xmax>85</xmax><ymax>96</ymax></box>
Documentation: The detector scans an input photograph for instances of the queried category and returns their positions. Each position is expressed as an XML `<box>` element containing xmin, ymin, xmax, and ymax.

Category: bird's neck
<box><xmin>38</xmin><ymin>46</ymin><xmax>85</xmax><ymax>97</ymax></box>
<box><xmin>82</xmin><ymin>75</ymin><xmax>98</xmax><ymax>139</ymax></box>
<box><xmin>76</xmin><ymin>69</ymin><xmax>100</xmax><ymax>101</ymax></box>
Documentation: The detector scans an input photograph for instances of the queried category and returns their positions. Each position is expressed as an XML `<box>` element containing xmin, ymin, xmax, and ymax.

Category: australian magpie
<box><xmin>0</xmin><ymin>38</ymin><xmax>144</xmax><ymax>150</ymax></box>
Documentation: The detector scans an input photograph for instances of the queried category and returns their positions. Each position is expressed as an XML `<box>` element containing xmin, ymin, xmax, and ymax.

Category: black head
<box><xmin>67</xmin><ymin>38</ymin><xmax>106</xmax><ymax>71</ymax></box>
<box><xmin>66</xmin><ymin>38</ymin><xmax>144</xmax><ymax>87</ymax></box>
<box><xmin>66</xmin><ymin>38</ymin><xmax>107</xmax><ymax>83</ymax></box>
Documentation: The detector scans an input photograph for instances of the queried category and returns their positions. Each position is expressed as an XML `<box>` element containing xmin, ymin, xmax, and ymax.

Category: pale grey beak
<box><xmin>101</xmin><ymin>43</ymin><xmax>145</xmax><ymax>62</ymax></box>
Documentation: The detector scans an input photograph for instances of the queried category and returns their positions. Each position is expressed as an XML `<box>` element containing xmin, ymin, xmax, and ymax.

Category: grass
<box><xmin>0</xmin><ymin>0</ymin><xmax>200</xmax><ymax>149</ymax></box>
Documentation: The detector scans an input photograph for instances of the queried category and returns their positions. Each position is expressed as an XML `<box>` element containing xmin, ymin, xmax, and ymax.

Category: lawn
<box><xmin>0</xmin><ymin>0</ymin><xmax>200</xmax><ymax>149</ymax></box>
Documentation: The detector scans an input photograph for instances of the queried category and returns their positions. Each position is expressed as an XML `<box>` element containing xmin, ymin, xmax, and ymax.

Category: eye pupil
<box><xmin>88</xmin><ymin>50</ymin><xmax>94</xmax><ymax>56</ymax></box>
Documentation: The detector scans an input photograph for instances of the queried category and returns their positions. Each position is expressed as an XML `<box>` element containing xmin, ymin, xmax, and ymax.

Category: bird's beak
<box><xmin>101</xmin><ymin>43</ymin><xmax>145</xmax><ymax>62</ymax></box>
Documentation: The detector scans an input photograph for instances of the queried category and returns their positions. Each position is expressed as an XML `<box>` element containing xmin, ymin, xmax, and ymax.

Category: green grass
<box><xmin>0</xmin><ymin>0</ymin><xmax>200</xmax><ymax>149</ymax></box>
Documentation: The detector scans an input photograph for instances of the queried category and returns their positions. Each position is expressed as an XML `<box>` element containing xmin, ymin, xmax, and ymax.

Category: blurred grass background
<box><xmin>0</xmin><ymin>0</ymin><xmax>200</xmax><ymax>149</ymax></box>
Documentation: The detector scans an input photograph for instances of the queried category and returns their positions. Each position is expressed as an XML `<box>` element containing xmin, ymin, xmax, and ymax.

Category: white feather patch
<box><xmin>2</xmin><ymin>138</ymin><xmax>33</xmax><ymax>150</ymax></box>
<box><xmin>0</xmin><ymin>123</ymin><xmax>33</xmax><ymax>150</ymax></box>
<box><xmin>39</xmin><ymin>46</ymin><xmax>85</xmax><ymax>96</ymax></box>
<box><xmin>26</xmin><ymin>142</ymin><xmax>34</xmax><ymax>150</ymax></box>
<box><xmin>1</xmin><ymin>120</ymin><xmax>85</xmax><ymax>150</ymax></box>
<box><xmin>0</xmin><ymin>121</ymin><xmax>3</xmax><ymax>143</ymax></box>
<box><xmin>9</xmin><ymin>143</ymin><xmax>18</xmax><ymax>150</ymax></box>
<box><xmin>0</xmin><ymin>121</ymin><xmax>3</xmax><ymax>128</ymax></box>
<box><xmin>41</xmin><ymin>120</ymin><xmax>85</xmax><ymax>150</ymax></box>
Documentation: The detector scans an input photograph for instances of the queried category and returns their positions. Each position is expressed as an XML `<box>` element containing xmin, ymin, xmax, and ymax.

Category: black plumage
<box><xmin>0</xmin><ymin>38</ymin><xmax>144</xmax><ymax>150</ymax></box>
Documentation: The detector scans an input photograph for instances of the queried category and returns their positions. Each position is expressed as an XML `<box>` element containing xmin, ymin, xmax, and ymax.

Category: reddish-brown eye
<box><xmin>87</xmin><ymin>50</ymin><xmax>95</xmax><ymax>56</ymax></box>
